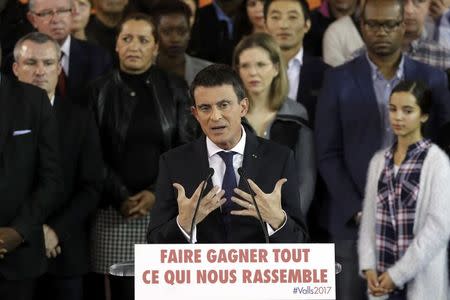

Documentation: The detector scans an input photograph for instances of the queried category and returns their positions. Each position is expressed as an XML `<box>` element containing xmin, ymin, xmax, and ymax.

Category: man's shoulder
<box><xmin>404</xmin><ymin>55</ymin><xmax>445</xmax><ymax>75</ymax></box>
<box><xmin>2</xmin><ymin>75</ymin><xmax>47</xmax><ymax>100</ymax></box>
<box><xmin>161</xmin><ymin>137</ymin><xmax>203</xmax><ymax>159</ymax></box>
<box><xmin>71</xmin><ymin>37</ymin><xmax>110</xmax><ymax>58</ymax></box>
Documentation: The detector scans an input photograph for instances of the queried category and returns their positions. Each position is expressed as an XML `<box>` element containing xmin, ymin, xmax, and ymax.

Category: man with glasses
<box><xmin>26</xmin><ymin>0</ymin><xmax>111</xmax><ymax>101</ymax></box>
<box><xmin>314</xmin><ymin>0</ymin><xmax>450</xmax><ymax>298</ymax></box>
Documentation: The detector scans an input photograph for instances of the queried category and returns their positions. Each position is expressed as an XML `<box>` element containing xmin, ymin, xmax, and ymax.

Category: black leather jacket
<box><xmin>88</xmin><ymin>66</ymin><xmax>195</xmax><ymax>208</ymax></box>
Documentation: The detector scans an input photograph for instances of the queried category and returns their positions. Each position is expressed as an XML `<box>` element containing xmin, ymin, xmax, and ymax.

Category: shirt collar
<box><xmin>409</xmin><ymin>30</ymin><xmax>428</xmax><ymax>53</ymax></box>
<box><xmin>366</xmin><ymin>51</ymin><xmax>405</xmax><ymax>81</ymax></box>
<box><xmin>288</xmin><ymin>47</ymin><xmax>304</xmax><ymax>69</ymax></box>
<box><xmin>206</xmin><ymin>125</ymin><xmax>246</xmax><ymax>158</ymax></box>
<box><xmin>60</xmin><ymin>35</ymin><xmax>71</xmax><ymax>58</ymax></box>
<box><xmin>212</xmin><ymin>2</ymin><xmax>231</xmax><ymax>22</ymax></box>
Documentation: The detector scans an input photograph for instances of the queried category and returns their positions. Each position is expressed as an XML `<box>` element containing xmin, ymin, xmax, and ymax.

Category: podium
<box><xmin>109</xmin><ymin>243</ymin><xmax>337</xmax><ymax>300</ymax></box>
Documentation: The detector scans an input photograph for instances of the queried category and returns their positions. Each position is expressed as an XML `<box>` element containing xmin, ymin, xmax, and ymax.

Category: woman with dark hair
<box><xmin>358</xmin><ymin>80</ymin><xmax>450</xmax><ymax>300</ymax></box>
<box><xmin>234</xmin><ymin>0</ymin><xmax>267</xmax><ymax>44</ymax></box>
<box><xmin>233</xmin><ymin>32</ymin><xmax>315</xmax><ymax>215</ymax></box>
<box><xmin>87</xmin><ymin>13</ymin><xmax>194</xmax><ymax>300</ymax></box>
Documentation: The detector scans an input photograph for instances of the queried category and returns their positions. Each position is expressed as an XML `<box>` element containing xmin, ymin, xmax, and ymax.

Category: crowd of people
<box><xmin>1</xmin><ymin>0</ymin><xmax>450</xmax><ymax>299</ymax></box>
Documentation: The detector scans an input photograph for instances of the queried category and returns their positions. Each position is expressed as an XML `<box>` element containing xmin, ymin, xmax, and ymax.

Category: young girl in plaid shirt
<box><xmin>358</xmin><ymin>80</ymin><xmax>450</xmax><ymax>300</ymax></box>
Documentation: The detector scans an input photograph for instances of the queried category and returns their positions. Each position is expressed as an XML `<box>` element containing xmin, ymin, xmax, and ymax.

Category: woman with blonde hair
<box><xmin>233</xmin><ymin>32</ymin><xmax>315</xmax><ymax>215</ymax></box>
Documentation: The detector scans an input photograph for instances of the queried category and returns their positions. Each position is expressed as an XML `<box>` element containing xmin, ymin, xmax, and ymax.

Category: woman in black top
<box><xmin>86</xmin><ymin>13</ymin><xmax>194</xmax><ymax>300</ymax></box>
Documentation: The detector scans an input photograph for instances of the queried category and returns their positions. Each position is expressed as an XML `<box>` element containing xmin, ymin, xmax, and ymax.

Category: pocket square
<box><xmin>13</xmin><ymin>129</ymin><xmax>32</xmax><ymax>136</ymax></box>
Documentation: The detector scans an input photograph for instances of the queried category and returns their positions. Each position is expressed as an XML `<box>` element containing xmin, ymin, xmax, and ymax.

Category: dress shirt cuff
<box><xmin>176</xmin><ymin>216</ymin><xmax>197</xmax><ymax>243</ymax></box>
<box><xmin>267</xmin><ymin>210</ymin><xmax>287</xmax><ymax>236</ymax></box>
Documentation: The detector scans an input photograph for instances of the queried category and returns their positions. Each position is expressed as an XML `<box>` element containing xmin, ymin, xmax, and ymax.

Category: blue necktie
<box><xmin>217</xmin><ymin>151</ymin><xmax>237</xmax><ymax>214</ymax></box>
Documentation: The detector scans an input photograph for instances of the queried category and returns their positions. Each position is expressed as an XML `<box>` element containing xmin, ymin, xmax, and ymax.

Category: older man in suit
<box><xmin>0</xmin><ymin>42</ymin><xmax>62</xmax><ymax>300</ymax></box>
<box><xmin>148</xmin><ymin>64</ymin><xmax>307</xmax><ymax>244</ymax></box>
<box><xmin>26</xmin><ymin>0</ymin><xmax>112</xmax><ymax>101</ymax></box>
<box><xmin>12</xmin><ymin>32</ymin><xmax>103</xmax><ymax>300</ymax></box>
<box><xmin>315</xmin><ymin>0</ymin><xmax>450</xmax><ymax>298</ymax></box>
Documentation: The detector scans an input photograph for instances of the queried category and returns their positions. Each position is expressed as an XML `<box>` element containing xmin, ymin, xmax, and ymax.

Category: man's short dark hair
<box><xmin>361</xmin><ymin>0</ymin><xmax>404</xmax><ymax>21</ymax></box>
<box><xmin>149</xmin><ymin>0</ymin><xmax>192</xmax><ymax>28</ymax></box>
<box><xmin>117</xmin><ymin>12</ymin><xmax>159</xmax><ymax>43</ymax></box>
<box><xmin>190</xmin><ymin>64</ymin><xmax>246</xmax><ymax>105</ymax></box>
<box><xmin>263</xmin><ymin>0</ymin><xmax>311</xmax><ymax>22</ymax></box>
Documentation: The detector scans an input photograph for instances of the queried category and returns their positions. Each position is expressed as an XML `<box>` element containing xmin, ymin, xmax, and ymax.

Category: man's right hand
<box><xmin>174</xmin><ymin>182</ymin><xmax>226</xmax><ymax>234</ymax></box>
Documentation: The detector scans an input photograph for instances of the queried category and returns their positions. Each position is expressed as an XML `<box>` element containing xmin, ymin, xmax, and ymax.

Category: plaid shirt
<box><xmin>376</xmin><ymin>139</ymin><xmax>431</xmax><ymax>273</ymax></box>
<box><xmin>407</xmin><ymin>32</ymin><xmax>450</xmax><ymax>71</ymax></box>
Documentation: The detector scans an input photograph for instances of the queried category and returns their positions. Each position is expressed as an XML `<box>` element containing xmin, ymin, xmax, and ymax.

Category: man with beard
<box><xmin>314</xmin><ymin>0</ymin><xmax>450</xmax><ymax>298</ymax></box>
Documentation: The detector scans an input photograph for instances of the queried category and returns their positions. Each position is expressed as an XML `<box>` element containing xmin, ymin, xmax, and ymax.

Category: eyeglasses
<box><xmin>363</xmin><ymin>19</ymin><xmax>403</xmax><ymax>32</ymax></box>
<box><xmin>32</xmin><ymin>8</ymin><xmax>72</xmax><ymax>20</ymax></box>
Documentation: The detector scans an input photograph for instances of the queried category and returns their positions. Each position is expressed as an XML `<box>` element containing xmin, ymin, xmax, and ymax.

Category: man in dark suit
<box><xmin>264</xmin><ymin>0</ymin><xmax>329</xmax><ymax>125</ymax></box>
<box><xmin>188</xmin><ymin>0</ymin><xmax>243</xmax><ymax>65</ymax></box>
<box><xmin>147</xmin><ymin>64</ymin><xmax>307</xmax><ymax>244</ymax></box>
<box><xmin>0</xmin><ymin>43</ymin><xmax>62</xmax><ymax>300</ymax></box>
<box><xmin>12</xmin><ymin>32</ymin><xmax>103</xmax><ymax>300</ymax></box>
<box><xmin>314</xmin><ymin>0</ymin><xmax>450</xmax><ymax>298</ymax></box>
<box><xmin>26</xmin><ymin>0</ymin><xmax>112</xmax><ymax>101</ymax></box>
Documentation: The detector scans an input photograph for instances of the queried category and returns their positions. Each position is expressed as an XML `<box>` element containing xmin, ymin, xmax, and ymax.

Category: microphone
<box><xmin>238</xmin><ymin>167</ymin><xmax>269</xmax><ymax>243</ymax></box>
<box><xmin>189</xmin><ymin>168</ymin><xmax>215</xmax><ymax>244</ymax></box>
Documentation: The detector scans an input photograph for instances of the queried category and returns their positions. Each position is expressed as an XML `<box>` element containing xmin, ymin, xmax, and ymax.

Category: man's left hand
<box><xmin>231</xmin><ymin>178</ymin><xmax>287</xmax><ymax>229</ymax></box>
<box><xmin>0</xmin><ymin>227</ymin><xmax>23</xmax><ymax>259</ymax></box>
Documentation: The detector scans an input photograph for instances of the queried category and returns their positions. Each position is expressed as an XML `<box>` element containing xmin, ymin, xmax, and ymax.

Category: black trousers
<box><xmin>83</xmin><ymin>272</ymin><xmax>133</xmax><ymax>300</ymax></box>
<box><xmin>34</xmin><ymin>274</ymin><xmax>83</xmax><ymax>300</ymax></box>
<box><xmin>335</xmin><ymin>240</ymin><xmax>367</xmax><ymax>300</ymax></box>
<box><xmin>0</xmin><ymin>277</ymin><xmax>35</xmax><ymax>300</ymax></box>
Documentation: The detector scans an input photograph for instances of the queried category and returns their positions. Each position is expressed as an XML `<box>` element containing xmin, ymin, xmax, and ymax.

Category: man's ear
<box><xmin>12</xmin><ymin>62</ymin><xmax>19</xmax><ymax>77</ymax></box>
<box><xmin>240</xmin><ymin>98</ymin><xmax>249</xmax><ymax>116</ymax></box>
<box><xmin>27</xmin><ymin>12</ymin><xmax>37</xmax><ymax>28</ymax></box>
<box><xmin>191</xmin><ymin>105</ymin><xmax>199</xmax><ymax>121</ymax></box>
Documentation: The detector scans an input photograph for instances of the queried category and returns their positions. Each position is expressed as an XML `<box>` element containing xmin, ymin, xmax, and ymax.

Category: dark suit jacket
<box><xmin>45</xmin><ymin>96</ymin><xmax>103</xmax><ymax>276</ymax></box>
<box><xmin>187</xmin><ymin>4</ymin><xmax>235</xmax><ymax>65</ymax></box>
<box><xmin>314</xmin><ymin>55</ymin><xmax>450</xmax><ymax>240</ymax></box>
<box><xmin>147</xmin><ymin>130</ymin><xmax>307</xmax><ymax>243</ymax></box>
<box><xmin>0</xmin><ymin>76</ymin><xmax>62</xmax><ymax>280</ymax></box>
<box><xmin>64</xmin><ymin>37</ymin><xmax>112</xmax><ymax>101</ymax></box>
<box><xmin>297</xmin><ymin>54</ymin><xmax>329</xmax><ymax>125</ymax></box>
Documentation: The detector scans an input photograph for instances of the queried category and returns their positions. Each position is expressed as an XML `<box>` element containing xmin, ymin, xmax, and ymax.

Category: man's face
<box><xmin>192</xmin><ymin>85</ymin><xmax>249</xmax><ymax>150</ymax></box>
<box><xmin>116</xmin><ymin>19</ymin><xmax>158</xmax><ymax>74</ymax></box>
<box><xmin>265</xmin><ymin>0</ymin><xmax>310</xmax><ymax>52</ymax></box>
<box><xmin>361</xmin><ymin>0</ymin><xmax>405</xmax><ymax>57</ymax></box>
<box><xmin>94</xmin><ymin>0</ymin><xmax>128</xmax><ymax>14</ymax></box>
<box><xmin>404</xmin><ymin>0</ymin><xmax>430</xmax><ymax>38</ymax></box>
<box><xmin>13</xmin><ymin>40</ymin><xmax>61</xmax><ymax>98</ymax></box>
<box><xmin>27</xmin><ymin>0</ymin><xmax>73</xmax><ymax>44</ymax></box>
<box><xmin>157</xmin><ymin>14</ymin><xmax>190</xmax><ymax>58</ymax></box>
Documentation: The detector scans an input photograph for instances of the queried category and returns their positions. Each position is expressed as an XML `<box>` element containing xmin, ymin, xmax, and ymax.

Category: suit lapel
<box><xmin>0</xmin><ymin>77</ymin><xmax>14</xmax><ymax>157</ymax></box>
<box><xmin>238</xmin><ymin>130</ymin><xmax>262</xmax><ymax>192</ymax></box>
<box><xmin>68</xmin><ymin>38</ymin><xmax>83</xmax><ymax>94</ymax></box>
<box><xmin>403</xmin><ymin>56</ymin><xmax>417</xmax><ymax>81</ymax></box>
<box><xmin>297</xmin><ymin>55</ymin><xmax>312</xmax><ymax>103</ymax></box>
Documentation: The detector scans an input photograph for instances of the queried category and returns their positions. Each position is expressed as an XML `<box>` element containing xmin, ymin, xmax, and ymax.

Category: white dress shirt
<box><xmin>60</xmin><ymin>36</ymin><xmax>71</xmax><ymax>76</ymax></box>
<box><xmin>287</xmin><ymin>47</ymin><xmax>304</xmax><ymax>101</ymax></box>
